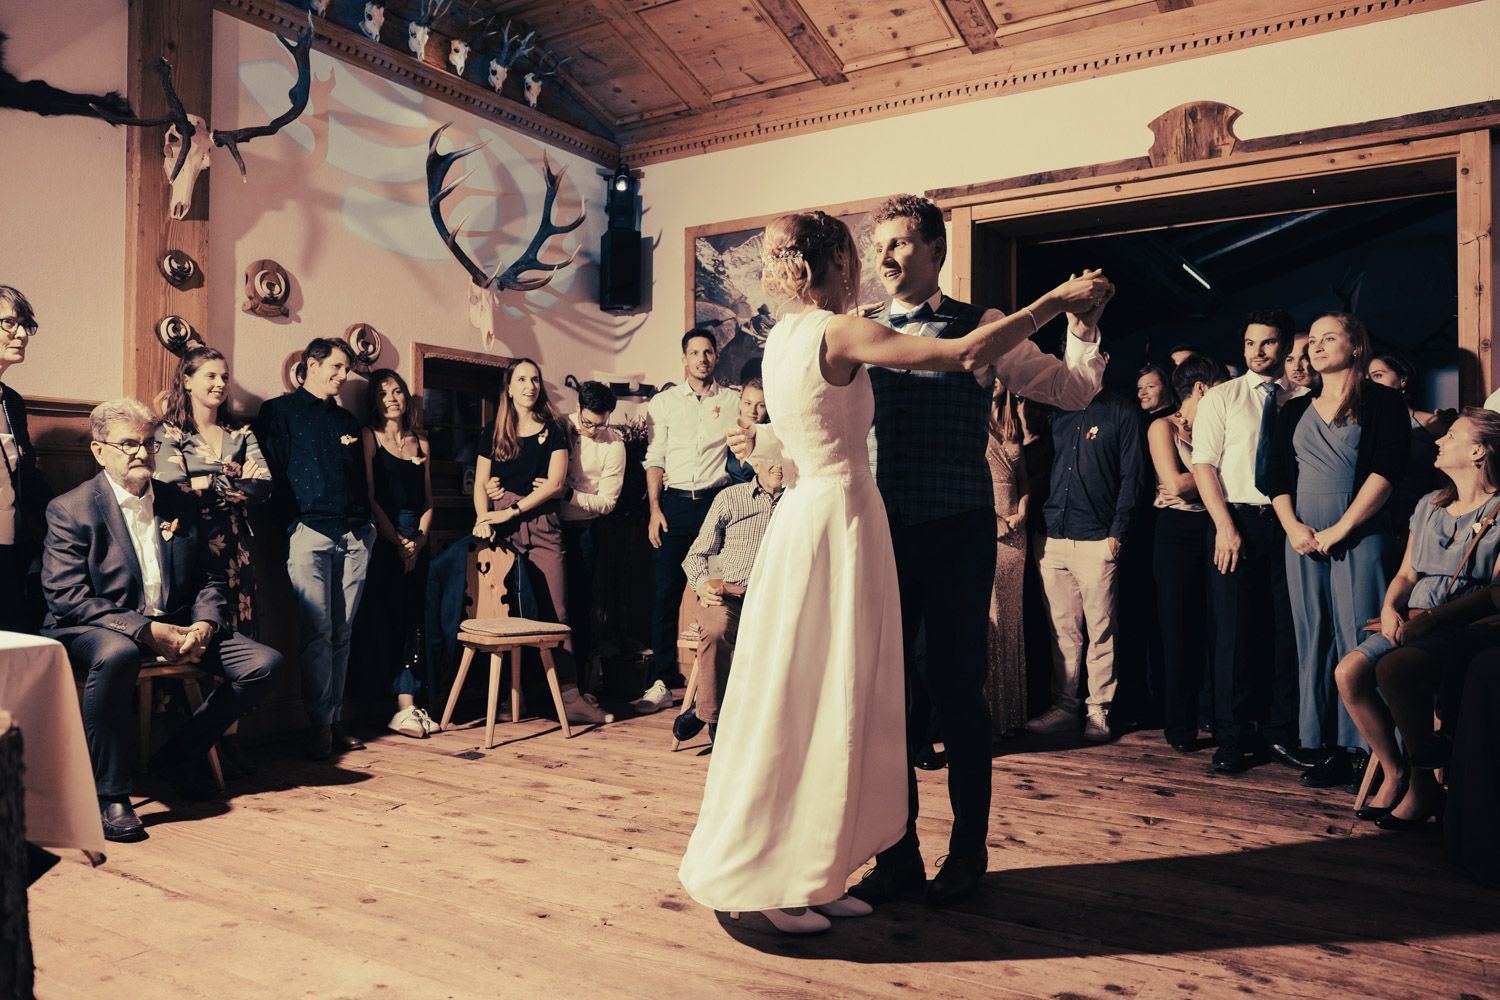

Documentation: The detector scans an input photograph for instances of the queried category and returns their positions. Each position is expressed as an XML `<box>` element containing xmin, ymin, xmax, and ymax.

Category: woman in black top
<box><xmin>352</xmin><ymin>370</ymin><xmax>436</xmax><ymax>737</ymax></box>
<box><xmin>473</xmin><ymin>359</ymin><xmax>611</xmax><ymax>726</ymax></box>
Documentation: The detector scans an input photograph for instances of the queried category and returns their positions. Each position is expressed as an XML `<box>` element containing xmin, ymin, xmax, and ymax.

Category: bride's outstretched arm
<box><xmin>823</xmin><ymin>271</ymin><xmax>1112</xmax><ymax>381</ymax></box>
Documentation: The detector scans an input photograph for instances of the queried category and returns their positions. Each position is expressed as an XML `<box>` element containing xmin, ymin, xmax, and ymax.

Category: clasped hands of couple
<box><xmin>1285</xmin><ymin>518</ymin><xmax>1354</xmax><ymax>559</ymax></box>
<box><xmin>137</xmin><ymin>619</ymin><xmax>216</xmax><ymax>665</ymax></box>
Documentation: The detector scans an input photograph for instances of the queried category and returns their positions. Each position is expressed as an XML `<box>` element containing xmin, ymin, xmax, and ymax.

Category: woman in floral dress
<box><xmin>155</xmin><ymin>346</ymin><xmax>273</xmax><ymax>773</ymax></box>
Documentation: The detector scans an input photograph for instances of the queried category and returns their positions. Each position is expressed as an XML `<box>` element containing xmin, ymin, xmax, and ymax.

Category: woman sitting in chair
<box><xmin>1335</xmin><ymin>407</ymin><xmax>1500</xmax><ymax>828</ymax></box>
<box><xmin>473</xmin><ymin>359</ymin><xmax>611</xmax><ymax>726</ymax></box>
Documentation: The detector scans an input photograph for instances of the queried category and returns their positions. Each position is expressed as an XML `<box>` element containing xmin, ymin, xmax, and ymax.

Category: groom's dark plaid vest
<box><xmin>868</xmin><ymin>296</ymin><xmax>993</xmax><ymax>525</ymax></box>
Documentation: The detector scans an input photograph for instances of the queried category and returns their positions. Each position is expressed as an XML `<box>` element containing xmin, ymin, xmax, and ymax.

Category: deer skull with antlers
<box><xmin>361</xmin><ymin>2</ymin><xmax>385</xmax><ymax>43</ymax></box>
<box><xmin>93</xmin><ymin>17</ymin><xmax>313</xmax><ymax>221</ymax></box>
<box><xmin>309</xmin><ymin>0</ymin><xmax>331</xmax><ymax>14</ymax></box>
<box><xmin>426</xmin><ymin>123</ymin><xmax>586</xmax><ymax>348</ymax></box>
<box><xmin>450</xmin><ymin>13</ymin><xmax>501</xmax><ymax>79</ymax></box>
<box><xmin>407</xmin><ymin>0</ymin><xmax>451</xmax><ymax>61</ymax></box>
<box><xmin>486</xmin><ymin>22</ymin><xmax>535</xmax><ymax>93</ymax></box>
<box><xmin>523</xmin><ymin>52</ymin><xmax>570</xmax><ymax>109</ymax></box>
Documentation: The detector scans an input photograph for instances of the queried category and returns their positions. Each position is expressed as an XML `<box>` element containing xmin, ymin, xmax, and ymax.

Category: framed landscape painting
<box><xmin>686</xmin><ymin>197</ymin><xmax>889</xmax><ymax>386</ymax></box>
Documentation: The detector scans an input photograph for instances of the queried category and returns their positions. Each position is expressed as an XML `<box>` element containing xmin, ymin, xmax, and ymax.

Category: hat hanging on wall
<box><xmin>159</xmin><ymin>250</ymin><xmax>198</xmax><ymax>288</ymax></box>
<box><xmin>282</xmin><ymin>350</ymin><xmax>304</xmax><ymax>393</ymax></box>
<box><xmin>155</xmin><ymin>315</ymin><xmax>203</xmax><ymax>356</ymax></box>
<box><xmin>243</xmin><ymin>259</ymin><xmax>291</xmax><ymax>318</ymax></box>
<box><xmin>346</xmin><ymin>323</ymin><xmax>382</xmax><ymax>373</ymax></box>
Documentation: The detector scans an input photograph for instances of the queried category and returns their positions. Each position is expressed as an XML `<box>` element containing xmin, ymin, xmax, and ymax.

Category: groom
<box><xmin>852</xmin><ymin>194</ymin><xmax>1110</xmax><ymax>906</ymax></box>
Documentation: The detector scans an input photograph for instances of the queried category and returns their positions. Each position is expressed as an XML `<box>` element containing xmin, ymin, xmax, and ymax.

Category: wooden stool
<box><xmin>440</xmin><ymin>618</ymin><xmax>575</xmax><ymax>747</ymax></box>
<box><xmin>74</xmin><ymin>658</ymin><xmax>226</xmax><ymax>792</ymax></box>
<box><xmin>670</xmin><ymin>642</ymin><xmax>701</xmax><ymax>752</ymax></box>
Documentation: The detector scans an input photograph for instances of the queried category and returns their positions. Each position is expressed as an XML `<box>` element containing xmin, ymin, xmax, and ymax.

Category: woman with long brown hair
<box><xmin>155</xmin><ymin>345</ymin><xmax>273</xmax><ymax>774</ymax></box>
<box><xmin>677</xmin><ymin>209</ymin><xmax>1109</xmax><ymax>934</ymax></box>
<box><xmin>985</xmin><ymin>387</ymin><xmax>1028</xmax><ymax>738</ymax></box>
<box><xmin>472</xmin><ymin>358</ymin><xmax>611</xmax><ymax>726</ymax></box>
<box><xmin>1335</xmin><ymin>408</ymin><xmax>1500</xmax><ymax>826</ymax></box>
<box><xmin>1266</xmin><ymin>312</ymin><xmax>1410</xmax><ymax>788</ymax></box>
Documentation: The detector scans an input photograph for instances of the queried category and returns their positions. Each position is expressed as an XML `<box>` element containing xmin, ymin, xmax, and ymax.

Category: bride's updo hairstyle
<box><xmin>760</xmin><ymin>211</ymin><xmax>859</xmax><ymax>312</ymax></box>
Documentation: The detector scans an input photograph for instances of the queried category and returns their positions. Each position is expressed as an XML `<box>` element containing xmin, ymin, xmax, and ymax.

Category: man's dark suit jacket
<box><xmin>40</xmin><ymin>472</ymin><xmax>230</xmax><ymax>642</ymax></box>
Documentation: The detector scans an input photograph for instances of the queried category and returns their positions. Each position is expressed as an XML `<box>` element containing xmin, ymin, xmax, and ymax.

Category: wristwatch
<box><xmin>509</xmin><ymin>502</ymin><xmax>522</xmax><ymax>516</ymax></box>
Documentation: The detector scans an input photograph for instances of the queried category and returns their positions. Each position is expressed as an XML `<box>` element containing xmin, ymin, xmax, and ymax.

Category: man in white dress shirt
<box><xmin>852</xmin><ymin>194</ymin><xmax>1110</xmax><ymax>908</ymax></box>
<box><xmin>558</xmin><ymin>381</ymin><xmax>626</xmax><ymax>689</ymax></box>
<box><xmin>635</xmin><ymin>332</ymin><xmax>742</xmax><ymax>713</ymax></box>
<box><xmin>1191</xmin><ymin>310</ymin><xmax>1311</xmax><ymax>774</ymax></box>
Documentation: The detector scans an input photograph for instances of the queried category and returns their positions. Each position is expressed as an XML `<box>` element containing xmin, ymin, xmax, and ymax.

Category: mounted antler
<box><xmin>426</xmin><ymin>122</ymin><xmax>587</xmax><ymax>347</ymax></box>
<box><xmin>451</xmin><ymin>13</ymin><xmax>502</xmax><ymax>77</ymax></box>
<box><xmin>92</xmin><ymin>15</ymin><xmax>313</xmax><ymax>219</ymax></box>
<box><xmin>408</xmin><ymin>0</ymin><xmax>454</xmax><ymax>59</ymax></box>
<box><xmin>486</xmin><ymin>21</ymin><xmax>535</xmax><ymax>92</ymax></box>
<box><xmin>523</xmin><ymin>51</ymin><xmax>570</xmax><ymax>109</ymax></box>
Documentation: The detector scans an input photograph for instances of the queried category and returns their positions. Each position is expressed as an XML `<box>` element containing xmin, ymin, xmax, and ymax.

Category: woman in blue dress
<box><xmin>1267</xmin><ymin>312</ymin><xmax>1409</xmax><ymax>787</ymax></box>
<box><xmin>1336</xmin><ymin>408</ymin><xmax>1500</xmax><ymax>826</ymax></box>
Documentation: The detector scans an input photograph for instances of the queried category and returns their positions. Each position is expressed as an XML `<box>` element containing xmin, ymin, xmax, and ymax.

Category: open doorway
<box><xmin>1014</xmin><ymin>193</ymin><xmax>1459</xmax><ymax>411</ymax></box>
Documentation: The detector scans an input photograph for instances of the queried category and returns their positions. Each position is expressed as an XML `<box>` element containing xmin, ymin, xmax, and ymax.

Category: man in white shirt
<box><xmin>558</xmin><ymin>381</ymin><xmax>626</xmax><ymax>688</ymax></box>
<box><xmin>635</xmin><ymin>331</ymin><xmax>742</xmax><ymax>713</ymax></box>
<box><xmin>42</xmin><ymin>399</ymin><xmax>284</xmax><ymax>842</ymax></box>
<box><xmin>1191</xmin><ymin>310</ymin><xmax>1311</xmax><ymax>775</ymax></box>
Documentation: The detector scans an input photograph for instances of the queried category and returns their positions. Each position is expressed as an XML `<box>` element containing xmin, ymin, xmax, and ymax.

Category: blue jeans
<box><xmin>287</xmin><ymin>522</ymin><xmax>374</xmax><ymax>725</ymax></box>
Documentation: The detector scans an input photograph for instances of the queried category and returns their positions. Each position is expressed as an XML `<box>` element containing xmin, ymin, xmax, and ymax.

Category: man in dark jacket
<box><xmin>0</xmin><ymin>285</ymin><xmax>54</xmax><ymax>632</ymax></box>
<box><xmin>43</xmin><ymin>399</ymin><xmax>283</xmax><ymax>843</ymax></box>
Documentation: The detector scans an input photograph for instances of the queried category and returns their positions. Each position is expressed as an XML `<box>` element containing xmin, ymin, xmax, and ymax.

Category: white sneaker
<box><xmin>1083</xmin><ymin>709</ymin><xmax>1112</xmax><ymax>742</ymax></box>
<box><xmin>1026</xmin><ymin>705</ymin><xmax>1077</xmax><ymax>734</ymax></box>
<box><xmin>563</xmin><ymin>691</ymin><xmax>615</xmax><ymax>725</ymax></box>
<box><xmin>388</xmin><ymin>706</ymin><xmax>427</xmax><ymax>739</ymax></box>
<box><xmin>412</xmin><ymin>707</ymin><xmax>439</xmax><ymax>735</ymax></box>
<box><xmin>632</xmin><ymin>680</ymin><xmax>673</xmax><ymax>715</ymax></box>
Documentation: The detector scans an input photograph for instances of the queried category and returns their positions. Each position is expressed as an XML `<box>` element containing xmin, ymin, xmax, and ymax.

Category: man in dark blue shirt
<box><xmin>1029</xmin><ymin>388</ymin><xmax>1141</xmax><ymax>742</ymax></box>
<box><xmin>254</xmin><ymin>338</ymin><xmax>374</xmax><ymax>761</ymax></box>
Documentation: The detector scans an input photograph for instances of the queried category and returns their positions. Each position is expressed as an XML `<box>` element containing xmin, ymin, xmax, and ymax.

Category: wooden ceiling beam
<box><xmin>940</xmin><ymin>0</ymin><xmax>1001</xmax><ymax>52</ymax></box>
<box><xmin>577</xmin><ymin>0</ymin><xmax>715</xmax><ymax>112</ymax></box>
<box><xmin>756</xmin><ymin>0</ymin><xmax>849</xmax><ymax>85</ymax></box>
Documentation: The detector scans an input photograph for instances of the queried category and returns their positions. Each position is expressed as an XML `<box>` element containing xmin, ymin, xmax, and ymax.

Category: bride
<box><xmin>678</xmin><ymin>210</ymin><xmax>1110</xmax><ymax>934</ymax></box>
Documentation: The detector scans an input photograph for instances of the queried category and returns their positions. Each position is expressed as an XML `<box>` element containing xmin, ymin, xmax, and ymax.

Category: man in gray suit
<box><xmin>43</xmin><ymin>399</ymin><xmax>283</xmax><ymax>843</ymax></box>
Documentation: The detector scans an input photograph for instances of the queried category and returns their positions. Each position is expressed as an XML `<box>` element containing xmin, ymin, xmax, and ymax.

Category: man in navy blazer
<box><xmin>42</xmin><ymin>399</ymin><xmax>283</xmax><ymax>843</ymax></box>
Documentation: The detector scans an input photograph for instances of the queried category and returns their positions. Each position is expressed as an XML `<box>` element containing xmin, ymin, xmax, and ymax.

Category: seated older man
<box><xmin>42</xmin><ymin>399</ymin><xmax>284</xmax><ymax>843</ymax></box>
<box><xmin>674</xmin><ymin>461</ymin><xmax>784</xmax><ymax>744</ymax></box>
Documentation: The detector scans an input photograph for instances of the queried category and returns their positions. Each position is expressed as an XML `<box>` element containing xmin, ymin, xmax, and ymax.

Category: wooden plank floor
<box><xmin>27</xmin><ymin>704</ymin><xmax>1500</xmax><ymax>1000</ymax></box>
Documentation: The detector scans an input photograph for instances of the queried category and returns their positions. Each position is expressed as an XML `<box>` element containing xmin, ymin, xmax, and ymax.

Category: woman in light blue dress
<box><xmin>1267</xmin><ymin>313</ymin><xmax>1409</xmax><ymax>784</ymax></box>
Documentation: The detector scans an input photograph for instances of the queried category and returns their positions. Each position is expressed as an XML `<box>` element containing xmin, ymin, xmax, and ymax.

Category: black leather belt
<box><xmin>1230</xmin><ymin>502</ymin><xmax>1276</xmax><ymax>518</ymax></box>
<box><xmin>665</xmin><ymin>486</ymin><xmax>721</xmax><ymax>501</ymax></box>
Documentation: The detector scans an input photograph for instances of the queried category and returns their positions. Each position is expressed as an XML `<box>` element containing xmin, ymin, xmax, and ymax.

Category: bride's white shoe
<box><xmin>726</xmin><ymin>908</ymin><xmax>831</xmax><ymax>934</ymax></box>
<box><xmin>811</xmin><ymin>894</ymin><xmax>873</xmax><ymax>918</ymax></box>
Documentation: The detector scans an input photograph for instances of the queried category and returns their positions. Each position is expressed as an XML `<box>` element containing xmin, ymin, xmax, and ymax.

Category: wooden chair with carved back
<box><xmin>437</xmin><ymin>536</ymin><xmax>575</xmax><ymax>746</ymax></box>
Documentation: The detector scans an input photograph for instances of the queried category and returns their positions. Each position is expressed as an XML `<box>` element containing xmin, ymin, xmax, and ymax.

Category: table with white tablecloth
<box><xmin>0</xmin><ymin>632</ymin><xmax>105</xmax><ymax>855</ymax></box>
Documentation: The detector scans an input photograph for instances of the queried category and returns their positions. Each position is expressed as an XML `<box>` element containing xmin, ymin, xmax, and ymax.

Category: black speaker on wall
<box><xmin>599</xmin><ymin>228</ymin><xmax>641</xmax><ymax>312</ymax></box>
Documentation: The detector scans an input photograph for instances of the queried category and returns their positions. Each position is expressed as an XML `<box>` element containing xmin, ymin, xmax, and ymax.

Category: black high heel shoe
<box><xmin>1374</xmin><ymin>790</ymin><xmax>1446</xmax><ymax>831</ymax></box>
<box><xmin>1354</xmin><ymin>768</ymin><xmax>1409</xmax><ymax>822</ymax></box>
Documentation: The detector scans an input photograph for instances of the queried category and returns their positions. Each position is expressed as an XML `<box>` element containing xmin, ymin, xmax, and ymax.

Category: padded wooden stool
<box><xmin>74</xmin><ymin>658</ymin><xmax>226</xmax><ymax>791</ymax></box>
<box><xmin>440</xmin><ymin>617</ymin><xmax>575</xmax><ymax>746</ymax></box>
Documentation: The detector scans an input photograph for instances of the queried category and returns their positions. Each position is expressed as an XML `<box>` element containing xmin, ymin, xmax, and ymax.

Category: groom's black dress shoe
<box><xmin>149</xmin><ymin>750</ymin><xmax>219</xmax><ymax>801</ymax></box>
<box><xmin>100</xmin><ymin>799</ymin><xmax>148</xmax><ymax>843</ymax></box>
<box><xmin>1268</xmin><ymin>743</ymin><xmax>1321</xmax><ymax>771</ymax></box>
<box><xmin>848</xmin><ymin>856</ymin><xmax>926</xmax><ymax>904</ymax></box>
<box><xmin>915</xmin><ymin>745</ymin><xmax>947</xmax><ymax>770</ymax></box>
<box><xmin>926</xmin><ymin>850</ymin><xmax>987</xmax><ymax>907</ymax></box>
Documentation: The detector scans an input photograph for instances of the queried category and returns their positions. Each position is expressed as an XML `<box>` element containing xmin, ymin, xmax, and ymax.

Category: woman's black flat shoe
<box><xmin>1354</xmin><ymin>804</ymin><xmax>1393</xmax><ymax>821</ymax></box>
<box><xmin>1374</xmin><ymin>795</ymin><xmax>1445</xmax><ymax>831</ymax></box>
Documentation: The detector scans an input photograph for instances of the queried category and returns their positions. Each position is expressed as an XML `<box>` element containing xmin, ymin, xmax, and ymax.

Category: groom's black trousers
<box><xmin>878</xmin><ymin>504</ymin><xmax>995</xmax><ymax>860</ymax></box>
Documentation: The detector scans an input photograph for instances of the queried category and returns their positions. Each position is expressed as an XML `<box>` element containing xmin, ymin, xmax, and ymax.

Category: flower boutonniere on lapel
<box><xmin>1085</xmin><ymin>425</ymin><xmax>1100</xmax><ymax>441</ymax></box>
<box><xmin>711</xmin><ymin>405</ymin><xmax>721</xmax><ymax>419</ymax></box>
<box><xmin>411</xmin><ymin>454</ymin><xmax>427</xmax><ymax>466</ymax></box>
<box><xmin>340</xmin><ymin>434</ymin><xmax>358</xmax><ymax>446</ymax></box>
<box><xmin>160</xmin><ymin>518</ymin><xmax>181</xmax><ymax>542</ymax></box>
<box><xmin>537</xmin><ymin>427</ymin><xmax>549</xmax><ymax>447</ymax></box>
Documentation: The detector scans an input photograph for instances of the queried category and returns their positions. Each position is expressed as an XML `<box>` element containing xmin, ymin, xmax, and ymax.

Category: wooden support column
<box><xmin>948</xmin><ymin>207</ymin><xmax>1016</xmax><ymax>313</ymax></box>
<box><xmin>124</xmin><ymin>0</ymin><xmax>215</xmax><ymax>403</ymax></box>
<box><xmin>1458</xmin><ymin>130</ymin><xmax>1497</xmax><ymax>404</ymax></box>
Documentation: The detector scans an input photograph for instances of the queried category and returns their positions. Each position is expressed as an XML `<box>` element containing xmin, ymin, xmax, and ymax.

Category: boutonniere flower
<box><xmin>1085</xmin><ymin>426</ymin><xmax>1099</xmax><ymax>440</ymax></box>
<box><xmin>411</xmin><ymin>454</ymin><xmax>427</xmax><ymax>466</ymax></box>
<box><xmin>538</xmin><ymin>428</ymin><xmax>549</xmax><ymax>446</ymax></box>
<box><xmin>711</xmin><ymin>405</ymin><xmax>721</xmax><ymax>419</ymax></box>
<box><xmin>160</xmin><ymin>518</ymin><xmax>180</xmax><ymax>541</ymax></box>
<box><xmin>340</xmin><ymin>434</ymin><xmax>357</xmax><ymax>446</ymax></box>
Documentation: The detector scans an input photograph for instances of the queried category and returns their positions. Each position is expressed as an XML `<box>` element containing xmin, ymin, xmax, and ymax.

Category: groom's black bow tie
<box><xmin>888</xmin><ymin>303</ymin><xmax>935</xmax><ymax>329</ymax></box>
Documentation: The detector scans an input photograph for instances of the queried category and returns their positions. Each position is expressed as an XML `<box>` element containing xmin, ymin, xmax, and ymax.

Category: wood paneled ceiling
<box><xmin>221</xmin><ymin>0</ymin><xmax>1476</xmax><ymax>165</ymax></box>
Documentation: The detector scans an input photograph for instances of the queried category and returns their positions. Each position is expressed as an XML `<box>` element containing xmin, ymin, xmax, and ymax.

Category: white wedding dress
<box><xmin>678</xmin><ymin>308</ymin><xmax>908</xmax><ymax>911</ymax></box>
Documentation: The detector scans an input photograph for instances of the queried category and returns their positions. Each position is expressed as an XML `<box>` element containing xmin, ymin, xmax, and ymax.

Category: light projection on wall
<box><xmin>230</xmin><ymin>37</ymin><xmax>592</xmax><ymax>353</ymax></box>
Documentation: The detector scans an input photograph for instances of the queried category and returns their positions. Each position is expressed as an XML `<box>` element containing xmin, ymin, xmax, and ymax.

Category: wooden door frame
<box><xmin>937</xmin><ymin>117</ymin><xmax>1499</xmax><ymax>403</ymax></box>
